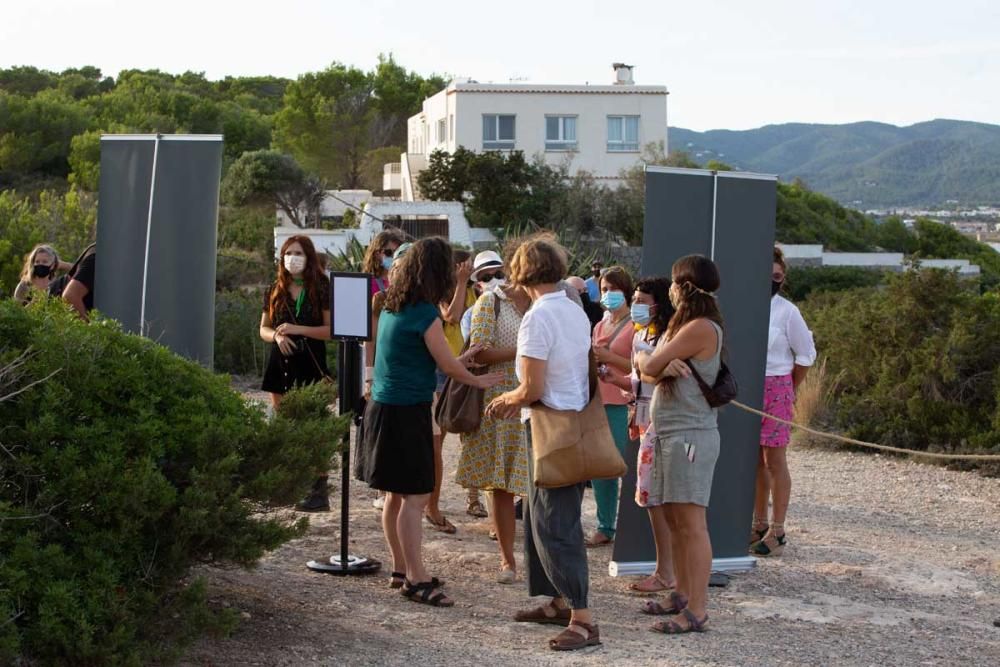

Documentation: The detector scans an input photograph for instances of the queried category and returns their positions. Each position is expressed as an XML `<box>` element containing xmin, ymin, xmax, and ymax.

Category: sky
<box><xmin>2</xmin><ymin>0</ymin><xmax>998</xmax><ymax>132</ymax></box>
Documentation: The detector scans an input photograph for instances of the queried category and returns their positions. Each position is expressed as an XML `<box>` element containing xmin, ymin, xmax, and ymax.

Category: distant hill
<box><xmin>669</xmin><ymin>119</ymin><xmax>1000</xmax><ymax>207</ymax></box>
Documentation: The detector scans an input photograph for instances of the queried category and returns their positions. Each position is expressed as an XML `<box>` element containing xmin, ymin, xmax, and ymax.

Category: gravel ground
<box><xmin>182</xmin><ymin>391</ymin><xmax>1000</xmax><ymax>666</ymax></box>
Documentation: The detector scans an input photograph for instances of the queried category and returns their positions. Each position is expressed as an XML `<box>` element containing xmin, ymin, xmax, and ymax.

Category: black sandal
<box><xmin>751</xmin><ymin>532</ymin><xmax>787</xmax><ymax>556</ymax></box>
<box><xmin>401</xmin><ymin>580</ymin><xmax>454</xmax><ymax>607</ymax></box>
<box><xmin>389</xmin><ymin>571</ymin><xmax>406</xmax><ymax>589</ymax></box>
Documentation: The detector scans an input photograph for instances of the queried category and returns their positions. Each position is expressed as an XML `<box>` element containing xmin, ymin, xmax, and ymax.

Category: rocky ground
<box><xmin>182</xmin><ymin>389</ymin><xmax>1000</xmax><ymax>666</ymax></box>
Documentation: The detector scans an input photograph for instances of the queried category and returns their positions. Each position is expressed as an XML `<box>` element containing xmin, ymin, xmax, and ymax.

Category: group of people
<box><xmin>6</xmin><ymin>242</ymin><xmax>98</xmax><ymax>320</ymax></box>
<box><xmin>250</xmin><ymin>228</ymin><xmax>817</xmax><ymax>652</ymax></box>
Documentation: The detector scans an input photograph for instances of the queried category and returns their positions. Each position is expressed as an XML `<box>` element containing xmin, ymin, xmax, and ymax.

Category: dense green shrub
<box><xmin>784</xmin><ymin>266</ymin><xmax>887</xmax><ymax>301</ymax></box>
<box><xmin>214</xmin><ymin>288</ymin><xmax>269</xmax><ymax>376</ymax></box>
<box><xmin>0</xmin><ymin>299</ymin><xmax>346</xmax><ymax>664</ymax></box>
<box><xmin>801</xmin><ymin>269</ymin><xmax>1000</xmax><ymax>456</ymax></box>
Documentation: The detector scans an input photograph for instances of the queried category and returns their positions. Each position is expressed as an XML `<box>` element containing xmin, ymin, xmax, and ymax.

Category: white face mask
<box><xmin>284</xmin><ymin>254</ymin><xmax>306</xmax><ymax>275</ymax></box>
<box><xmin>481</xmin><ymin>278</ymin><xmax>506</xmax><ymax>292</ymax></box>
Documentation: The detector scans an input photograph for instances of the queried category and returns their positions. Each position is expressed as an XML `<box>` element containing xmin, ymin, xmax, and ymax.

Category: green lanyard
<box><xmin>293</xmin><ymin>280</ymin><xmax>306</xmax><ymax>318</ymax></box>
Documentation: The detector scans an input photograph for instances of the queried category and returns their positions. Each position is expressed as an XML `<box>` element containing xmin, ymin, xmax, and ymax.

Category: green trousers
<box><xmin>592</xmin><ymin>404</ymin><xmax>630</xmax><ymax>539</ymax></box>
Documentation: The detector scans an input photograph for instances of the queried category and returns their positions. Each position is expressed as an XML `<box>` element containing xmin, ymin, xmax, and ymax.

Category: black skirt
<box><xmin>356</xmin><ymin>400</ymin><xmax>434</xmax><ymax>495</ymax></box>
<box><xmin>261</xmin><ymin>338</ymin><xmax>329</xmax><ymax>394</ymax></box>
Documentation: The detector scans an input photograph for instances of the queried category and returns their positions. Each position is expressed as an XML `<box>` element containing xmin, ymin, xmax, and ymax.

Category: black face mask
<box><xmin>32</xmin><ymin>264</ymin><xmax>53</xmax><ymax>278</ymax></box>
<box><xmin>771</xmin><ymin>280</ymin><xmax>782</xmax><ymax>296</ymax></box>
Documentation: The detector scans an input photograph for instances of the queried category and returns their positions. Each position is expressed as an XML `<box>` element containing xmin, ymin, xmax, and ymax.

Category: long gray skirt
<box><xmin>645</xmin><ymin>428</ymin><xmax>720</xmax><ymax>507</ymax></box>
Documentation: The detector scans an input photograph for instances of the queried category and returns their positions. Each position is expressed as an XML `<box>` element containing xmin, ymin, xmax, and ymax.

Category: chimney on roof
<box><xmin>612</xmin><ymin>63</ymin><xmax>634</xmax><ymax>85</ymax></box>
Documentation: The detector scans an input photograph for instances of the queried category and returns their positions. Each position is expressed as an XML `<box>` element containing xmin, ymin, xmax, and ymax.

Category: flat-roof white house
<box><xmin>386</xmin><ymin>64</ymin><xmax>669</xmax><ymax>200</ymax></box>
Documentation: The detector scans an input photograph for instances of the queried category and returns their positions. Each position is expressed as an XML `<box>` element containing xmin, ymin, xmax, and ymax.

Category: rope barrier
<box><xmin>729</xmin><ymin>400</ymin><xmax>1000</xmax><ymax>462</ymax></box>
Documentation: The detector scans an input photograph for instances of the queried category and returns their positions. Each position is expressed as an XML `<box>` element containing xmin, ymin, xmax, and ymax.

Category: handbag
<box><xmin>684</xmin><ymin>359</ymin><xmax>738</xmax><ymax>408</ymax></box>
<box><xmin>433</xmin><ymin>294</ymin><xmax>502</xmax><ymax>434</ymax></box>
<box><xmin>529</xmin><ymin>351</ymin><xmax>627</xmax><ymax>489</ymax></box>
<box><xmin>282</xmin><ymin>295</ymin><xmax>334</xmax><ymax>385</ymax></box>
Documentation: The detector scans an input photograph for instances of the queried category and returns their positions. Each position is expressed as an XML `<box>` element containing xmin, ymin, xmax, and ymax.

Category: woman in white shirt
<box><xmin>485</xmin><ymin>236</ymin><xmax>600</xmax><ymax>652</ymax></box>
<box><xmin>751</xmin><ymin>247</ymin><xmax>817</xmax><ymax>557</ymax></box>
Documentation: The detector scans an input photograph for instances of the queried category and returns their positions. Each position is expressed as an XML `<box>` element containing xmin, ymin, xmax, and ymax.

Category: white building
<box><xmin>387</xmin><ymin>64</ymin><xmax>669</xmax><ymax>200</ymax></box>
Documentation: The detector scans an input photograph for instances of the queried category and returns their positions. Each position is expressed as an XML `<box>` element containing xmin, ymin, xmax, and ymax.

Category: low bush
<box><xmin>801</xmin><ymin>268</ymin><xmax>1000</xmax><ymax>459</ymax></box>
<box><xmin>214</xmin><ymin>288</ymin><xmax>269</xmax><ymax>376</ymax></box>
<box><xmin>0</xmin><ymin>299</ymin><xmax>346</xmax><ymax>664</ymax></box>
<box><xmin>784</xmin><ymin>266</ymin><xmax>886</xmax><ymax>301</ymax></box>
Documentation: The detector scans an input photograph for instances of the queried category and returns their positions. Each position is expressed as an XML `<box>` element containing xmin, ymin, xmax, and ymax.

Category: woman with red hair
<box><xmin>259</xmin><ymin>235</ymin><xmax>332</xmax><ymax>509</ymax></box>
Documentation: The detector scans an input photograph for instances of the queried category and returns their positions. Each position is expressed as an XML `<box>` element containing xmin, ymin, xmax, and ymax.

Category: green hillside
<box><xmin>670</xmin><ymin>120</ymin><xmax>1000</xmax><ymax>207</ymax></box>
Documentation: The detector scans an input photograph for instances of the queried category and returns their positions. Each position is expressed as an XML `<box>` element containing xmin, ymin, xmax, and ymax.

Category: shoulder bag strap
<box><xmin>283</xmin><ymin>292</ymin><xmax>334</xmax><ymax>383</ymax></box>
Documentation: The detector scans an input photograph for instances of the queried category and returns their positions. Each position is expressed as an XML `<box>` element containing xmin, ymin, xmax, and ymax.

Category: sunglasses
<box><xmin>382</xmin><ymin>248</ymin><xmax>396</xmax><ymax>258</ymax></box>
<box><xmin>478</xmin><ymin>271</ymin><xmax>504</xmax><ymax>281</ymax></box>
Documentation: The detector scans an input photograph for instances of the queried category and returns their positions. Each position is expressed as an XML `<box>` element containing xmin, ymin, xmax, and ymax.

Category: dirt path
<box><xmin>182</xmin><ymin>421</ymin><xmax>1000</xmax><ymax>666</ymax></box>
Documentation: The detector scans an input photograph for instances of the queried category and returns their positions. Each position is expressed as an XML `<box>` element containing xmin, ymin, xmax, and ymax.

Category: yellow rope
<box><xmin>730</xmin><ymin>400</ymin><xmax>1000</xmax><ymax>462</ymax></box>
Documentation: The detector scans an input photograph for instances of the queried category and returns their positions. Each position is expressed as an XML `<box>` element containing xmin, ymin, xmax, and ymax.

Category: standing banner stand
<box><xmin>95</xmin><ymin>134</ymin><xmax>223</xmax><ymax>366</ymax></box>
<box><xmin>307</xmin><ymin>272</ymin><xmax>381</xmax><ymax>576</ymax></box>
<box><xmin>610</xmin><ymin>166</ymin><xmax>777</xmax><ymax>576</ymax></box>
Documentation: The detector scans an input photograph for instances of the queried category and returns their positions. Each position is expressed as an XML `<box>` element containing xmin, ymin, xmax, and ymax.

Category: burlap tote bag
<box><xmin>529</xmin><ymin>352</ymin><xmax>626</xmax><ymax>488</ymax></box>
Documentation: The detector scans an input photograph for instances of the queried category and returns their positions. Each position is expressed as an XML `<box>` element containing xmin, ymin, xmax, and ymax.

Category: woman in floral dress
<box><xmin>456</xmin><ymin>279</ymin><xmax>531</xmax><ymax>584</ymax></box>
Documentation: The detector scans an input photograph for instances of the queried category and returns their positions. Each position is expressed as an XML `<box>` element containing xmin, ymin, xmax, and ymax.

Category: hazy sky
<box><xmin>2</xmin><ymin>0</ymin><xmax>998</xmax><ymax>131</ymax></box>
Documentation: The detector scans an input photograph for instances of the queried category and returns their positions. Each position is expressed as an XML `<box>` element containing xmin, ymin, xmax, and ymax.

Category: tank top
<box><xmin>651</xmin><ymin>320</ymin><xmax>723</xmax><ymax>433</ymax></box>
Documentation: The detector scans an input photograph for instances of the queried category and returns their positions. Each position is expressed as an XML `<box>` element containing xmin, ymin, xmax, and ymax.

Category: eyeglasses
<box><xmin>772</xmin><ymin>272</ymin><xmax>785</xmax><ymax>282</ymax></box>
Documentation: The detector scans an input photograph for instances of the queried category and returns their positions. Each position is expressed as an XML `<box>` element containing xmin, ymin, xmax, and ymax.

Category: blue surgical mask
<box><xmin>630</xmin><ymin>303</ymin><xmax>651</xmax><ymax>326</ymax></box>
<box><xmin>601</xmin><ymin>290</ymin><xmax>626</xmax><ymax>311</ymax></box>
<box><xmin>382</xmin><ymin>256</ymin><xmax>393</xmax><ymax>270</ymax></box>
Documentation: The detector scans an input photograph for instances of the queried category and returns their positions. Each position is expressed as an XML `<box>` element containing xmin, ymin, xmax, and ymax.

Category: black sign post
<box><xmin>307</xmin><ymin>272</ymin><xmax>380</xmax><ymax>576</ymax></box>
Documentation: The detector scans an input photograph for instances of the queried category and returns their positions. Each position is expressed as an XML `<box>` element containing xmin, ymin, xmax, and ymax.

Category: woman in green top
<box><xmin>358</xmin><ymin>237</ymin><xmax>503</xmax><ymax>608</ymax></box>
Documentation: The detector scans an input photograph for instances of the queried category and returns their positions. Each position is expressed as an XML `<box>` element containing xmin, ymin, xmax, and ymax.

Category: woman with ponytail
<box><xmin>634</xmin><ymin>255</ymin><xmax>724</xmax><ymax>635</ymax></box>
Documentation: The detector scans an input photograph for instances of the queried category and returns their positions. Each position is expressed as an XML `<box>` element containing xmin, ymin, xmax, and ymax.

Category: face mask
<box><xmin>481</xmin><ymin>278</ymin><xmax>506</xmax><ymax>291</ymax></box>
<box><xmin>669</xmin><ymin>286</ymin><xmax>681</xmax><ymax>309</ymax></box>
<box><xmin>284</xmin><ymin>254</ymin><xmax>306</xmax><ymax>275</ymax></box>
<box><xmin>32</xmin><ymin>264</ymin><xmax>53</xmax><ymax>278</ymax></box>
<box><xmin>771</xmin><ymin>280</ymin><xmax>782</xmax><ymax>297</ymax></box>
<box><xmin>382</xmin><ymin>256</ymin><xmax>393</xmax><ymax>271</ymax></box>
<box><xmin>630</xmin><ymin>303</ymin><xmax>652</xmax><ymax>326</ymax></box>
<box><xmin>601</xmin><ymin>290</ymin><xmax>626</xmax><ymax>311</ymax></box>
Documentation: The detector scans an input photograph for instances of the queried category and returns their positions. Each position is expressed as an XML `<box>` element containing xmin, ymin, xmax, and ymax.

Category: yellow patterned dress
<box><xmin>455</xmin><ymin>289</ymin><xmax>529</xmax><ymax>495</ymax></box>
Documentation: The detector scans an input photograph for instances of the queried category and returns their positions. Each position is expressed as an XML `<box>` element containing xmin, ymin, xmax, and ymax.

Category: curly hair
<box><xmin>773</xmin><ymin>245</ymin><xmax>787</xmax><ymax>274</ymax></box>
<box><xmin>269</xmin><ymin>235</ymin><xmax>326</xmax><ymax>322</ymax></box>
<box><xmin>362</xmin><ymin>230</ymin><xmax>405</xmax><ymax>276</ymax></box>
<box><xmin>509</xmin><ymin>236</ymin><xmax>568</xmax><ymax>287</ymax></box>
<box><xmin>634</xmin><ymin>276</ymin><xmax>673</xmax><ymax>336</ymax></box>
<box><xmin>600</xmin><ymin>265</ymin><xmax>634</xmax><ymax>306</ymax></box>
<box><xmin>383</xmin><ymin>237</ymin><xmax>455</xmax><ymax>313</ymax></box>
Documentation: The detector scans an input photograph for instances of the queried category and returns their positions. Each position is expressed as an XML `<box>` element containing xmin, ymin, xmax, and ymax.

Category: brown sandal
<box><xmin>640</xmin><ymin>591</ymin><xmax>688</xmax><ymax>616</ymax></box>
<box><xmin>514</xmin><ymin>602</ymin><xmax>571</xmax><ymax>626</ymax></box>
<box><xmin>549</xmin><ymin>622</ymin><xmax>601</xmax><ymax>651</ymax></box>
<box><xmin>651</xmin><ymin>608</ymin><xmax>708</xmax><ymax>634</ymax></box>
<box><xmin>424</xmin><ymin>514</ymin><xmax>457</xmax><ymax>534</ymax></box>
<box><xmin>628</xmin><ymin>573</ymin><xmax>675</xmax><ymax>594</ymax></box>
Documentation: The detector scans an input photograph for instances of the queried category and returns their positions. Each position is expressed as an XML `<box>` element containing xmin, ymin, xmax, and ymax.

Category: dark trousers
<box><xmin>524</xmin><ymin>424</ymin><xmax>590</xmax><ymax>609</ymax></box>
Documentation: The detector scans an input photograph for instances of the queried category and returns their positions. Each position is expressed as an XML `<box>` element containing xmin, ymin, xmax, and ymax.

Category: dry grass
<box><xmin>791</xmin><ymin>358</ymin><xmax>835</xmax><ymax>446</ymax></box>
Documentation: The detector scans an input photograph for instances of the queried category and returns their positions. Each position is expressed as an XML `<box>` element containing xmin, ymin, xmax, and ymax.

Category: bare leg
<box><xmin>381</xmin><ymin>492</ymin><xmax>404</xmax><ymax>574</ymax></box>
<box><xmin>663</xmin><ymin>505</ymin><xmax>689</xmax><ymax>598</ymax></box>
<box><xmin>426</xmin><ymin>432</ymin><xmax>445</xmax><ymax>521</ymax></box>
<box><xmin>671</xmin><ymin>503</ymin><xmax>712</xmax><ymax>619</ymax></box>
<box><xmin>491</xmin><ymin>490</ymin><xmax>516</xmax><ymax>571</ymax></box>
<box><xmin>752</xmin><ymin>448</ymin><xmax>771</xmax><ymax>537</ymax></box>
<box><xmin>397</xmin><ymin>492</ymin><xmax>431</xmax><ymax>583</ymax></box>
<box><xmin>268</xmin><ymin>392</ymin><xmax>282</xmax><ymax>411</ymax></box>
<box><xmin>763</xmin><ymin>447</ymin><xmax>791</xmax><ymax>532</ymax></box>
<box><xmin>648</xmin><ymin>507</ymin><xmax>676</xmax><ymax>585</ymax></box>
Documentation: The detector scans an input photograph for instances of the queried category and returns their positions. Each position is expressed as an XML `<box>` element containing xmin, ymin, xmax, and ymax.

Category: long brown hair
<box><xmin>362</xmin><ymin>230</ymin><xmax>405</xmax><ymax>275</ymax></box>
<box><xmin>269</xmin><ymin>235</ymin><xmax>326</xmax><ymax>322</ymax></box>
<box><xmin>383</xmin><ymin>237</ymin><xmax>454</xmax><ymax>313</ymax></box>
<box><xmin>666</xmin><ymin>254</ymin><xmax>723</xmax><ymax>341</ymax></box>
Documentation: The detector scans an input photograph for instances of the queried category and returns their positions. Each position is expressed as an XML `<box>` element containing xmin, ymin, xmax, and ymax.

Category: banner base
<box><xmin>609</xmin><ymin>556</ymin><xmax>756</xmax><ymax>577</ymax></box>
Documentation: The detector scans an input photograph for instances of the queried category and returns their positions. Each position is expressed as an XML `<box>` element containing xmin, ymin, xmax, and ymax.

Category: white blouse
<box><xmin>766</xmin><ymin>295</ymin><xmax>817</xmax><ymax>377</ymax></box>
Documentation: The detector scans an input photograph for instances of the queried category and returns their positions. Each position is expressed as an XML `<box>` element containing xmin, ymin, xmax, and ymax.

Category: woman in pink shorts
<box><xmin>751</xmin><ymin>247</ymin><xmax>817</xmax><ymax>557</ymax></box>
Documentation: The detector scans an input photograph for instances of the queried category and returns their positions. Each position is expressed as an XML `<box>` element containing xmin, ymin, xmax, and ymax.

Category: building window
<box><xmin>437</xmin><ymin>118</ymin><xmax>447</xmax><ymax>144</ymax></box>
<box><xmin>482</xmin><ymin>114</ymin><xmax>515</xmax><ymax>149</ymax></box>
<box><xmin>449</xmin><ymin>114</ymin><xmax>454</xmax><ymax>141</ymax></box>
<box><xmin>545</xmin><ymin>115</ymin><xmax>577</xmax><ymax>151</ymax></box>
<box><xmin>607</xmin><ymin>115</ymin><xmax>640</xmax><ymax>152</ymax></box>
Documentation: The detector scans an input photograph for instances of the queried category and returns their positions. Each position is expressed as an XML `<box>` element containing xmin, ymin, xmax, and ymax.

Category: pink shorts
<box><xmin>760</xmin><ymin>374</ymin><xmax>794</xmax><ymax>448</ymax></box>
